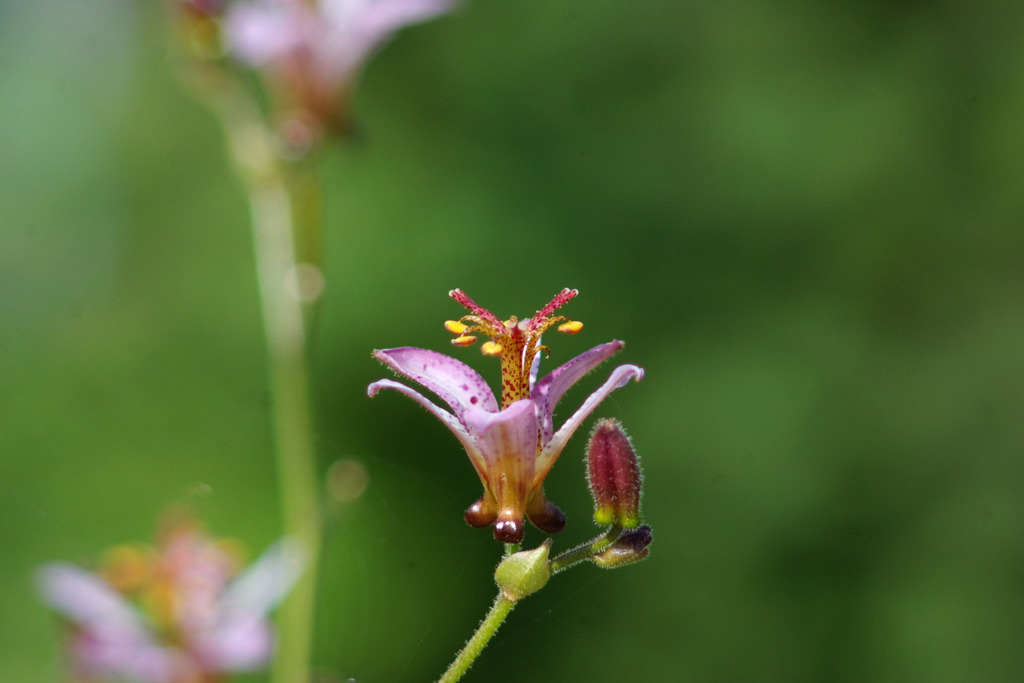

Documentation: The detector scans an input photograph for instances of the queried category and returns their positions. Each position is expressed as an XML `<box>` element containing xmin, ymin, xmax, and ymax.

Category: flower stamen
<box><xmin>444</xmin><ymin>320</ymin><xmax>470</xmax><ymax>335</ymax></box>
<box><xmin>447</xmin><ymin>289</ymin><xmax>585</xmax><ymax>408</ymax></box>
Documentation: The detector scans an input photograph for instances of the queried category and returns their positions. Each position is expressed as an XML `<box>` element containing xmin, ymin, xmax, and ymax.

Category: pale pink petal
<box><xmin>460</xmin><ymin>399</ymin><xmax>538</xmax><ymax>470</ymax></box>
<box><xmin>527</xmin><ymin>347</ymin><xmax>542</xmax><ymax>392</ymax></box>
<box><xmin>74</xmin><ymin>637</ymin><xmax>180</xmax><ymax>683</ymax></box>
<box><xmin>37</xmin><ymin>565</ymin><xmax>177</xmax><ymax>682</ymax></box>
<box><xmin>218</xmin><ymin>539</ymin><xmax>304</xmax><ymax>619</ymax></box>
<box><xmin>532</xmin><ymin>340</ymin><xmax>625</xmax><ymax>443</ymax></box>
<box><xmin>227</xmin><ymin>0</ymin><xmax>454</xmax><ymax>84</ymax></box>
<box><xmin>224</xmin><ymin>4</ymin><xmax>307</xmax><ymax>67</ymax></box>
<box><xmin>372</xmin><ymin>347</ymin><xmax>498</xmax><ymax>416</ymax></box>
<box><xmin>197</xmin><ymin>617</ymin><xmax>272</xmax><ymax>671</ymax></box>
<box><xmin>37</xmin><ymin>564</ymin><xmax>151</xmax><ymax>642</ymax></box>
<box><xmin>367</xmin><ymin>379</ymin><xmax>465</xmax><ymax>435</ymax></box>
<box><xmin>197</xmin><ymin>539</ymin><xmax>303</xmax><ymax>670</ymax></box>
<box><xmin>534</xmin><ymin>364</ymin><xmax>644</xmax><ymax>485</ymax></box>
<box><xmin>368</xmin><ymin>378</ymin><xmax>491</xmax><ymax>481</ymax></box>
<box><xmin>339</xmin><ymin>0</ymin><xmax>455</xmax><ymax>50</ymax></box>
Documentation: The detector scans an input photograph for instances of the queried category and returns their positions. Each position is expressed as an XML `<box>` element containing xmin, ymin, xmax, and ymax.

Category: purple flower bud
<box><xmin>586</xmin><ymin>418</ymin><xmax>644</xmax><ymax>528</ymax></box>
<box><xmin>591</xmin><ymin>525</ymin><xmax>653</xmax><ymax>569</ymax></box>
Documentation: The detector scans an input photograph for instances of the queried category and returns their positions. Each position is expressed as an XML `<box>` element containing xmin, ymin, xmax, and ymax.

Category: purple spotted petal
<box><xmin>532</xmin><ymin>340</ymin><xmax>625</xmax><ymax>443</ymax></box>
<box><xmin>373</xmin><ymin>347</ymin><xmax>498</xmax><ymax>417</ymax></box>
<box><xmin>533</xmin><ymin>363</ymin><xmax>644</xmax><ymax>486</ymax></box>
<box><xmin>367</xmin><ymin>379</ymin><xmax>467</xmax><ymax>437</ymax></box>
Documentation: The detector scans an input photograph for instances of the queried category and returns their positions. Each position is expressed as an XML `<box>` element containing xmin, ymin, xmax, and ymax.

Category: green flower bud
<box><xmin>494</xmin><ymin>540</ymin><xmax>552</xmax><ymax>601</ymax></box>
<box><xmin>586</xmin><ymin>418</ymin><xmax>644</xmax><ymax>528</ymax></box>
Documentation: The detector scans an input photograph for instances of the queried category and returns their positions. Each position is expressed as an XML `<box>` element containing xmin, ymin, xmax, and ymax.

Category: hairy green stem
<box><xmin>549</xmin><ymin>525</ymin><xmax>622</xmax><ymax>574</ymax></box>
<box><xmin>437</xmin><ymin>592</ymin><xmax>517</xmax><ymax>683</ymax></box>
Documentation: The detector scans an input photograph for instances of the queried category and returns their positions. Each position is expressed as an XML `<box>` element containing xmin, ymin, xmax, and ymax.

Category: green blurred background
<box><xmin>4</xmin><ymin>0</ymin><xmax>1024</xmax><ymax>680</ymax></box>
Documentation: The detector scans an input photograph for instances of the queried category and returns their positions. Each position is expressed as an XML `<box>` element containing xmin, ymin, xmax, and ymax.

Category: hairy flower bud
<box><xmin>586</xmin><ymin>418</ymin><xmax>644</xmax><ymax>528</ymax></box>
<box><xmin>494</xmin><ymin>541</ymin><xmax>551</xmax><ymax>601</ymax></box>
<box><xmin>592</xmin><ymin>525</ymin><xmax>653</xmax><ymax>569</ymax></box>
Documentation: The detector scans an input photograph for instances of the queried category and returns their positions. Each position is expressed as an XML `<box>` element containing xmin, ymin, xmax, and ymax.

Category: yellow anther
<box><xmin>445</xmin><ymin>320</ymin><xmax>470</xmax><ymax>335</ymax></box>
<box><xmin>557</xmin><ymin>320</ymin><xmax>584</xmax><ymax>334</ymax></box>
<box><xmin>451</xmin><ymin>335</ymin><xmax>478</xmax><ymax>346</ymax></box>
<box><xmin>481</xmin><ymin>341</ymin><xmax>503</xmax><ymax>356</ymax></box>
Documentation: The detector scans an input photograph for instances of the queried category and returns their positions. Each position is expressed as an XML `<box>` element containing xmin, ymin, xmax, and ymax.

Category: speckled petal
<box><xmin>533</xmin><ymin>363</ymin><xmax>644</xmax><ymax>487</ymax></box>
<box><xmin>373</xmin><ymin>347</ymin><xmax>499</xmax><ymax>417</ymax></box>
<box><xmin>532</xmin><ymin>340</ymin><xmax>625</xmax><ymax>443</ymax></box>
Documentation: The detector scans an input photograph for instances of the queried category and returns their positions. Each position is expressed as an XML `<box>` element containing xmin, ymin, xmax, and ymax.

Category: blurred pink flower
<box><xmin>38</xmin><ymin>521</ymin><xmax>303</xmax><ymax>683</ymax></box>
<box><xmin>224</xmin><ymin>0</ymin><xmax>454</xmax><ymax>140</ymax></box>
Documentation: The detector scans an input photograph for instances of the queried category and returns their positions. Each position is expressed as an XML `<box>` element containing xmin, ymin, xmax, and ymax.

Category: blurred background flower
<box><xmin>172</xmin><ymin>0</ymin><xmax>455</xmax><ymax>149</ymax></box>
<box><xmin>37</xmin><ymin>515</ymin><xmax>302</xmax><ymax>683</ymax></box>
<box><xmin>5</xmin><ymin>1</ymin><xmax>1024</xmax><ymax>681</ymax></box>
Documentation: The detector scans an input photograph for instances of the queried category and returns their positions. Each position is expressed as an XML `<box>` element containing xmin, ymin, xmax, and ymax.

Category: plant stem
<box><xmin>437</xmin><ymin>592</ymin><xmax>517</xmax><ymax>683</ymax></box>
<box><xmin>248</xmin><ymin>164</ymin><xmax>322</xmax><ymax>683</ymax></box>
<box><xmin>200</xmin><ymin>74</ymin><xmax>324</xmax><ymax>683</ymax></box>
<box><xmin>549</xmin><ymin>525</ymin><xmax>622</xmax><ymax>574</ymax></box>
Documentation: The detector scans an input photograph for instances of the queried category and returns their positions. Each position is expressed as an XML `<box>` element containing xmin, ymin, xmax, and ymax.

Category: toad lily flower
<box><xmin>368</xmin><ymin>289</ymin><xmax>644</xmax><ymax>544</ymax></box>
<box><xmin>37</xmin><ymin>520</ymin><xmax>304</xmax><ymax>683</ymax></box>
<box><xmin>223</xmin><ymin>0</ymin><xmax>455</xmax><ymax>142</ymax></box>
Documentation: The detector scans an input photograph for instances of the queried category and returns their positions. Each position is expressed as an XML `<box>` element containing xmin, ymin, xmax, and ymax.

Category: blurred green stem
<box><xmin>437</xmin><ymin>592</ymin><xmax>516</xmax><ymax>683</ymax></box>
<box><xmin>201</xmin><ymin>73</ymin><xmax>324</xmax><ymax>683</ymax></box>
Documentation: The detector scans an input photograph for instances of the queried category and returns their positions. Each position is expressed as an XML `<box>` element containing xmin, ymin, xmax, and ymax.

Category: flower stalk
<box><xmin>185</xmin><ymin>67</ymin><xmax>324</xmax><ymax>683</ymax></box>
<box><xmin>436</xmin><ymin>592</ymin><xmax>516</xmax><ymax>683</ymax></box>
<box><xmin>439</xmin><ymin>542</ymin><xmax>551</xmax><ymax>683</ymax></box>
<box><xmin>371</xmin><ymin>291</ymin><xmax>651</xmax><ymax>683</ymax></box>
